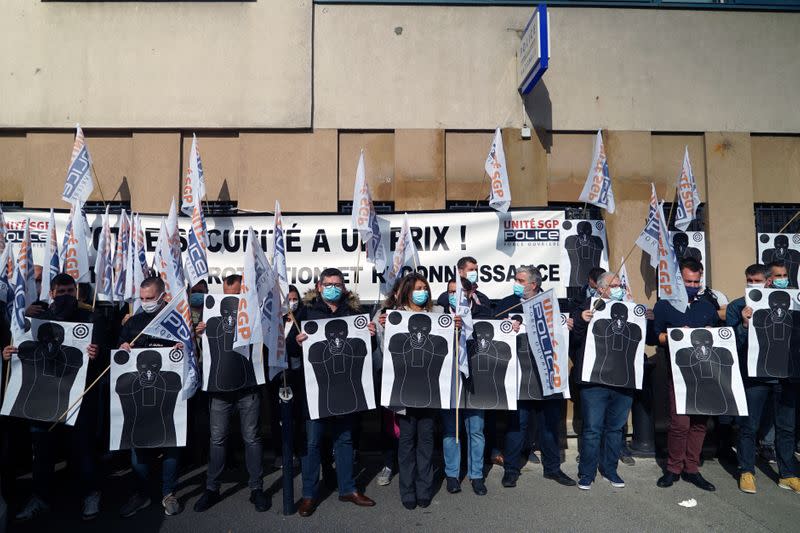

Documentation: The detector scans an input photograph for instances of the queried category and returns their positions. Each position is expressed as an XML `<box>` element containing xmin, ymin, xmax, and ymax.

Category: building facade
<box><xmin>2</xmin><ymin>0</ymin><xmax>800</xmax><ymax>304</ymax></box>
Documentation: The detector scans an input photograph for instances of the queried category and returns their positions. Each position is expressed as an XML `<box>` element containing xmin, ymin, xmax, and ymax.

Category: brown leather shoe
<box><xmin>338</xmin><ymin>492</ymin><xmax>375</xmax><ymax>507</ymax></box>
<box><xmin>298</xmin><ymin>498</ymin><xmax>318</xmax><ymax>517</ymax></box>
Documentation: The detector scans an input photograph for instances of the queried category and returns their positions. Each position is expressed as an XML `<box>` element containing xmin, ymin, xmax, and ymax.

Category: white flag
<box><xmin>235</xmin><ymin>228</ymin><xmax>264</xmax><ymax>349</ymax></box>
<box><xmin>140</xmin><ymin>290</ymin><xmax>200</xmax><ymax>399</ymax></box>
<box><xmin>485</xmin><ymin>128</ymin><xmax>512</xmax><ymax>213</ymax></box>
<box><xmin>522</xmin><ymin>289</ymin><xmax>569</xmax><ymax>396</ymax></box>
<box><xmin>62</xmin><ymin>203</ymin><xmax>90</xmax><ymax>283</ymax></box>
<box><xmin>578</xmin><ymin>130</ymin><xmax>615</xmax><ymax>213</ymax></box>
<box><xmin>618</xmin><ymin>257</ymin><xmax>634</xmax><ymax>302</ymax></box>
<box><xmin>0</xmin><ymin>245</ymin><xmax>13</xmax><ymax>308</ymax></box>
<box><xmin>134</xmin><ymin>214</ymin><xmax>149</xmax><ymax>279</ymax></box>
<box><xmin>165</xmin><ymin>198</ymin><xmax>186</xmax><ymax>288</ymax></box>
<box><xmin>657</xmin><ymin>201</ymin><xmax>688</xmax><ymax>313</ymax></box>
<box><xmin>10</xmin><ymin>259</ymin><xmax>28</xmax><ymax>340</ymax></box>
<box><xmin>454</xmin><ymin>275</ymin><xmax>473</xmax><ymax>378</ymax></box>
<box><xmin>184</xmin><ymin>202</ymin><xmax>209</xmax><ymax>287</ymax></box>
<box><xmin>40</xmin><ymin>210</ymin><xmax>60</xmax><ymax>303</ymax></box>
<box><xmin>272</xmin><ymin>201</ymin><xmax>289</xmax><ymax>297</ymax></box>
<box><xmin>351</xmin><ymin>150</ymin><xmax>388</xmax><ymax>274</ymax></box>
<box><xmin>674</xmin><ymin>146</ymin><xmax>701</xmax><ymax>231</ymax></box>
<box><xmin>94</xmin><ymin>206</ymin><xmax>113</xmax><ymax>301</ymax></box>
<box><xmin>155</xmin><ymin>219</ymin><xmax>181</xmax><ymax>300</ymax></box>
<box><xmin>181</xmin><ymin>134</ymin><xmax>207</xmax><ymax>217</ymax></box>
<box><xmin>112</xmin><ymin>209</ymin><xmax>130</xmax><ymax>302</ymax></box>
<box><xmin>17</xmin><ymin>218</ymin><xmax>37</xmax><ymax>307</ymax></box>
<box><xmin>386</xmin><ymin>213</ymin><xmax>419</xmax><ymax>288</ymax></box>
<box><xmin>62</xmin><ymin>124</ymin><xmax>95</xmax><ymax>205</ymax></box>
<box><xmin>635</xmin><ymin>183</ymin><xmax>661</xmax><ymax>269</ymax></box>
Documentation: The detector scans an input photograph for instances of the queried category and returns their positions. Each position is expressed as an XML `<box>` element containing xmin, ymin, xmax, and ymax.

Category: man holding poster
<box><xmin>288</xmin><ymin>268</ymin><xmax>377</xmax><ymax>517</ymax></box>
<box><xmin>2</xmin><ymin>273</ymin><xmax>104</xmax><ymax>522</ymax></box>
<box><xmin>652</xmin><ymin>258</ymin><xmax>719</xmax><ymax>492</ymax></box>
<box><xmin>496</xmin><ymin>266</ymin><xmax>575</xmax><ymax>489</ymax></box>
<box><xmin>571</xmin><ymin>273</ymin><xmax>634</xmax><ymax>490</ymax></box>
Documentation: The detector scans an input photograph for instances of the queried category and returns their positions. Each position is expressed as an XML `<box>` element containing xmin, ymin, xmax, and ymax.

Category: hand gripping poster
<box><xmin>581</xmin><ymin>299</ymin><xmax>646</xmax><ymax>390</ymax></box>
<box><xmin>380</xmin><ymin>310</ymin><xmax>454</xmax><ymax>409</ymax></box>
<box><xmin>1</xmin><ymin>319</ymin><xmax>92</xmax><ymax>426</ymax></box>
<box><xmin>301</xmin><ymin>314</ymin><xmax>375</xmax><ymax>420</ymax></box>
<box><xmin>559</xmin><ymin>220</ymin><xmax>609</xmax><ymax>288</ymax></box>
<box><xmin>745</xmin><ymin>287</ymin><xmax>800</xmax><ymax>378</ymax></box>
<box><xmin>463</xmin><ymin>319</ymin><xmax>517</xmax><ymax>410</ymax></box>
<box><xmin>667</xmin><ymin>327</ymin><xmax>747</xmax><ymax>417</ymax></box>
<box><xmin>201</xmin><ymin>294</ymin><xmax>265</xmax><ymax>392</ymax></box>
<box><xmin>512</xmin><ymin>313</ymin><xmax>571</xmax><ymax>401</ymax></box>
<box><xmin>110</xmin><ymin>347</ymin><xmax>188</xmax><ymax>450</ymax></box>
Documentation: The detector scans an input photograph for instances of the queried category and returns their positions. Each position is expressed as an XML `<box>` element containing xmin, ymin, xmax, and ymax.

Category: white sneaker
<box><xmin>15</xmin><ymin>496</ymin><xmax>49</xmax><ymax>522</ymax></box>
<box><xmin>82</xmin><ymin>491</ymin><xmax>101</xmax><ymax>521</ymax></box>
<box><xmin>377</xmin><ymin>466</ymin><xmax>393</xmax><ymax>486</ymax></box>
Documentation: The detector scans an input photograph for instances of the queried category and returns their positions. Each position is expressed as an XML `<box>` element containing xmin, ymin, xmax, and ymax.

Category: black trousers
<box><xmin>397</xmin><ymin>408</ymin><xmax>435</xmax><ymax>504</ymax></box>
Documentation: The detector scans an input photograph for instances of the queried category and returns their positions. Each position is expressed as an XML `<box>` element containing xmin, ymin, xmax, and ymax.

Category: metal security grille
<box><xmin>444</xmin><ymin>200</ymin><xmax>490</xmax><ymax>212</ymax></box>
<box><xmin>661</xmin><ymin>202</ymin><xmax>706</xmax><ymax>232</ymax></box>
<box><xmin>338</xmin><ymin>201</ymin><xmax>394</xmax><ymax>215</ymax></box>
<box><xmin>754</xmin><ymin>204</ymin><xmax>800</xmax><ymax>233</ymax></box>
<box><xmin>548</xmin><ymin>202</ymin><xmax>603</xmax><ymax>220</ymax></box>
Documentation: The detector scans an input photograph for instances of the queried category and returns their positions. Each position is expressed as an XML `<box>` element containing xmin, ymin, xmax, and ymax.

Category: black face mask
<box><xmin>51</xmin><ymin>294</ymin><xmax>78</xmax><ymax>318</ymax></box>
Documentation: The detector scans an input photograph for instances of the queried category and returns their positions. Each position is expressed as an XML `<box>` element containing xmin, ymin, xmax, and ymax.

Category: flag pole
<box><xmin>779</xmin><ymin>211</ymin><xmax>800</xmax><ymax>234</ymax></box>
<box><xmin>4</xmin><ymin>359</ymin><xmax>10</xmax><ymax>396</ymax></box>
<box><xmin>49</xmin><ymin>364</ymin><xmax>111</xmax><ymax>431</ymax></box>
<box><xmin>474</xmin><ymin>171</ymin><xmax>489</xmax><ymax>209</ymax></box>
<box><xmin>454</xmin><ymin>325</ymin><xmax>461</xmax><ymax>444</ymax></box>
<box><xmin>354</xmin><ymin>236</ymin><xmax>363</xmax><ymax>285</ymax></box>
<box><xmin>666</xmin><ymin>187</ymin><xmax>678</xmax><ymax>229</ymax></box>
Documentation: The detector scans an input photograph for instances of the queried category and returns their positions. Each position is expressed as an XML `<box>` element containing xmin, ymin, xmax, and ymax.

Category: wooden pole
<box><xmin>779</xmin><ymin>211</ymin><xmax>800</xmax><ymax>234</ymax></box>
<box><xmin>454</xmin><ymin>326</ymin><xmax>461</xmax><ymax>444</ymax></box>
<box><xmin>666</xmin><ymin>187</ymin><xmax>678</xmax><ymax>229</ymax></box>
<box><xmin>49</xmin><ymin>364</ymin><xmax>110</xmax><ymax>431</ymax></box>
<box><xmin>354</xmin><ymin>236</ymin><xmax>363</xmax><ymax>285</ymax></box>
<box><xmin>474</xmin><ymin>171</ymin><xmax>489</xmax><ymax>209</ymax></box>
<box><xmin>4</xmin><ymin>358</ymin><xmax>10</xmax><ymax>396</ymax></box>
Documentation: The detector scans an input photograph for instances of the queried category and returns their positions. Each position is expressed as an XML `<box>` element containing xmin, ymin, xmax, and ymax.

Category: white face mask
<box><xmin>288</xmin><ymin>301</ymin><xmax>299</xmax><ymax>312</ymax></box>
<box><xmin>141</xmin><ymin>293</ymin><xmax>164</xmax><ymax>314</ymax></box>
<box><xmin>746</xmin><ymin>282</ymin><xmax>765</xmax><ymax>289</ymax></box>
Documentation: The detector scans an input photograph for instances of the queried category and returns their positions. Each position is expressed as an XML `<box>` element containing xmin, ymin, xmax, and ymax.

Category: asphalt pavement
<box><xmin>6</xmin><ymin>449</ymin><xmax>800</xmax><ymax>533</ymax></box>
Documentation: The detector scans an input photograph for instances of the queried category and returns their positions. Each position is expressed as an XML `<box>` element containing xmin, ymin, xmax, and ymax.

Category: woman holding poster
<box><xmin>378</xmin><ymin>273</ymin><xmax>447</xmax><ymax>510</ymax></box>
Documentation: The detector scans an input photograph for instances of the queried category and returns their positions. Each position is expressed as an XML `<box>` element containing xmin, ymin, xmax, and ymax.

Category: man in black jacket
<box><xmin>117</xmin><ymin>277</ymin><xmax>185</xmax><ymax>519</ymax></box>
<box><xmin>496</xmin><ymin>266</ymin><xmax>575</xmax><ymax>489</ymax></box>
<box><xmin>2</xmin><ymin>273</ymin><xmax>104</xmax><ymax>522</ymax></box>
<box><xmin>288</xmin><ymin>268</ymin><xmax>377</xmax><ymax>517</ymax></box>
<box><xmin>436</xmin><ymin>256</ymin><xmax>492</xmax><ymax>309</ymax></box>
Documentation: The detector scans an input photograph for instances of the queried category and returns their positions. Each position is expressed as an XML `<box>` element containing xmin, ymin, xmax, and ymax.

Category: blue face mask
<box><xmin>609</xmin><ymin>287</ymin><xmax>625</xmax><ymax>301</ymax></box>
<box><xmin>685</xmin><ymin>286</ymin><xmax>700</xmax><ymax>299</ymax></box>
<box><xmin>773</xmin><ymin>278</ymin><xmax>790</xmax><ymax>289</ymax></box>
<box><xmin>513</xmin><ymin>283</ymin><xmax>525</xmax><ymax>297</ymax></box>
<box><xmin>411</xmin><ymin>290</ymin><xmax>429</xmax><ymax>306</ymax></box>
<box><xmin>189</xmin><ymin>293</ymin><xmax>205</xmax><ymax>308</ymax></box>
<box><xmin>588</xmin><ymin>287</ymin><xmax>599</xmax><ymax>298</ymax></box>
<box><xmin>448</xmin><ymin>294</ymin><xmax>457</xmax><ymax>308</ymax></box>
<box><xmin>466</xmin><ymin>271</ymin><xmax>478</xmax><ymax>283</ymax></box>
<box><xmin>322</xmin><ymin>285</ymin><xmax>343</xmax><ymax>302</ymax></box>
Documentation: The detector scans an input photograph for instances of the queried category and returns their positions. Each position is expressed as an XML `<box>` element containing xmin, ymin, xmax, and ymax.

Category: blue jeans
<box><xmin>207</xmin><ymin>388</ymin><xmax>263</xmax><ymax>491</ymax></box>
<box><xmin>441</xmin><ymin>409</ymin><xmax>484</xmax><ymax>480</ymax></box>
<box><xmin>504</xmin><ymin>399</ymin><xmax>562</xmax><ymax>476</ymax></box>
<box><xmin>131</xmin><ymin>447</ymin><xmax>181</xmax><ymax>498</ymax></box>
<box><xmin>738</xmin><ymin>381</ymin><xmax>799</xmax><ymax>478</ymax></box>
<box><xmin>301</xmin><ymin>415</ymin><xmax>356</xmax><ymax>499</ymax></box>
<box><xmin>578</xmin><ymin>386</ymin><xmax>633</xmax><ymax>481</ymax></box>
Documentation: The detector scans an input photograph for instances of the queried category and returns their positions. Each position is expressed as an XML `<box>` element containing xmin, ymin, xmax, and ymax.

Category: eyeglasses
<box><xmin>322</xmin><ymin>283</ymin><xmax>344</xmax><ymax>289</ymax></box>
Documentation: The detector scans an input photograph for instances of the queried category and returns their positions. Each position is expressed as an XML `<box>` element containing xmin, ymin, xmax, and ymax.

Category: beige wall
<box><xmin>314</xmin><ymin>6</ymin><xmax>800</xmax><ymax>133</ymax></box>
<box><xmin>0</xmin><ymin>0</ymin><xmax>311</xmax><ymax>128</ymax></box>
